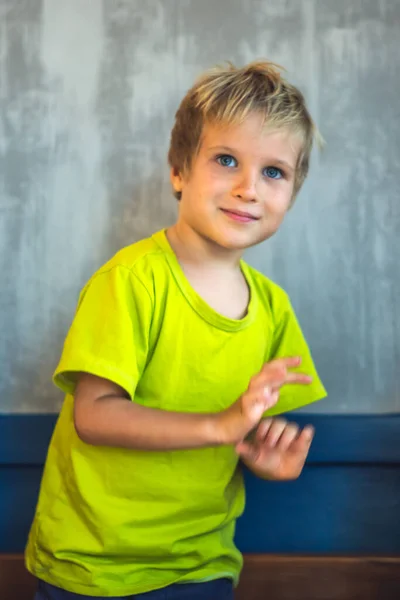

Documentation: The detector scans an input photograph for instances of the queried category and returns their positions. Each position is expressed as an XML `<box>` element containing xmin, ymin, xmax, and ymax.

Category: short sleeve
<box><xmin>263</xmin><ymin>297</ymin><xmax>327</xmax><ymax>416</ymax></box>
<box><xmin>53</xmin><ymin>265</ymin><xmax>153</xmax><ymax>399</ymax></box>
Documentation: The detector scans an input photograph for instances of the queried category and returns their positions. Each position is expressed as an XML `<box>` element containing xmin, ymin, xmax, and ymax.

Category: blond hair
<box><xmin>168</xmin><ymin>60</ymin><xmax>322</xmax><ymax>200</ymax></box>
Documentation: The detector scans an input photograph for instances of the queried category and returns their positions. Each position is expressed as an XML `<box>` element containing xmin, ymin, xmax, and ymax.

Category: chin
<box><xmin>212</xmin><ymin>229</ymin><xmax>266</xmax><ymax>251</ymax></box>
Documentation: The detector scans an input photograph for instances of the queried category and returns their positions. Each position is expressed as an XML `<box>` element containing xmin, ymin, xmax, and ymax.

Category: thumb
<box><xmin>252</xmin><ymin>388</ymin><xmax>280</xmax><ymax>419</ymax></box>
<box><xmin>248</xmin><ymin>387</ymin><xmax>278</xmax><ymax>422</ymax></box>
<box><xmin>235</xmin><ymin>440</ymin><xmax>259</xmax><ymax>462</ymax></box>
<box><xmin>248</xmin><ymin>398</ymin><xmax>267</xmax><ymax>423</ymax></box>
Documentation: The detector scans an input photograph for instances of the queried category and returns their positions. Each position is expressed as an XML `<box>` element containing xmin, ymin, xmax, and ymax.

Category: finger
<box><xmin>264</xmin><ymin>418</ymin><xmax>288</xmax><ymax>447</ymax></box>
<box><xmin>290</xmin><ymin>425</ymin><xmax>315</xmax><ymax>454</ymax></box>
<box><xmin>251</xmin><ymin>367</ymin><xmax>287</xmax><ymax>391</ymax></box>
<box><xmin>258</xmin><ymin>367</ymin><xmax>312</xmax><ymax>389</ymax></box>
<box><xmin>285</xmin><ymin>372</ymin><xmax>313</xmax><ymax>385</ymax></box>
<box><xmin>275</xmin><ymin>423</ymin><xmax>299</xmax><ymax>452</ymax></box>
<box><xmin>255</xmin><ymin>418</ymin><xmax>274</xmax><ymax>442</ymax></box>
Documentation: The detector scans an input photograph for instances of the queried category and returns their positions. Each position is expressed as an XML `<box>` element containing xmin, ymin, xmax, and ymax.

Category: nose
<box><xmin>232</xmin><ymin>169</ymin><xmax>258</xmax><ymax>202</ymax></box>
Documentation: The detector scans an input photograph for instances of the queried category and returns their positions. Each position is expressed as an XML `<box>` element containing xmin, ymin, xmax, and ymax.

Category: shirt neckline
<box><xmin>152</xmin><ymin>229</ymin><xmax>257</xmax><ymax>332</ymax></box>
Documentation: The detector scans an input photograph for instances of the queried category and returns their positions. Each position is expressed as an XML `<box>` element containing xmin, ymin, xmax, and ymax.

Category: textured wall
<box><xmin>0</xmin><ymin>0</ymin><xmax>399</xmax><ymax>413</ymax></box>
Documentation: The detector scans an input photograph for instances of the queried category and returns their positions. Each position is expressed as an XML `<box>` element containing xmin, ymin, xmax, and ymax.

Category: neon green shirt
<box><xmin>25</xmin><ymin>229</ymin><xmax>326</xmax><ymax>596</ymax></box>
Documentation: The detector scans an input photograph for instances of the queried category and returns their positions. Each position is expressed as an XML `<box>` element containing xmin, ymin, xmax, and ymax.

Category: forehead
<box><xmin>200</xmin><ymin>113</ymin><xmax>302</xmax><ymax>164</ymax></box>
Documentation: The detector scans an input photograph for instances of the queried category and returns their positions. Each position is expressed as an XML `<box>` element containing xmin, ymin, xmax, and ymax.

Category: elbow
<box><xmin>74</xmin><ymin>423</ymin><xmax>96</xmax><ymax>445</ymax></box>
<box><xmin>73</xmin><ymin>405</ymin><xmax>100</xmax><ymax>446</ymax></box>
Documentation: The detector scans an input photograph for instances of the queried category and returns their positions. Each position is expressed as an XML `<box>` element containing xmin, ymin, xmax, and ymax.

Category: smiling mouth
<box><xmin>220</xmin><ymin>208</ymin><xmax>260</xmax><ymax>223</ymax></box>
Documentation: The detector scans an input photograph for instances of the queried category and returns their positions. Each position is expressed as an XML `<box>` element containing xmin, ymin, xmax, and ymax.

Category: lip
<box><xmin>220</xmin><ymin>208</ymin><xmax>260</xmax><ymax>223</ymax></box>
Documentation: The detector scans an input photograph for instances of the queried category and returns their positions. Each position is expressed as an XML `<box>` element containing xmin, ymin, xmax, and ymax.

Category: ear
<box><xmin>170</xmin><ymin>166</ymin><xmax>184</xmax><ymax>196</ymax></box>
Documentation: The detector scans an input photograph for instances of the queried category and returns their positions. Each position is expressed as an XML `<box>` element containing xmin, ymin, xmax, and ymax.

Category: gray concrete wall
<box><xmin>1</xmin><ymin>0</ymin><xmax>399</xmax><ymax>413</ymax></box>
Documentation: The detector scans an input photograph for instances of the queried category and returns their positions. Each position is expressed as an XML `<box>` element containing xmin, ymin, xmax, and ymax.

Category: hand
<box><xmin>216</xmin><ymin>357</ymin><xmax>312</xmax><ymax>446</ymax></box>
<box><xmin>236</xmin><ymin>418</ymin><xmax>314</xmax><ymax>480</ymax></box>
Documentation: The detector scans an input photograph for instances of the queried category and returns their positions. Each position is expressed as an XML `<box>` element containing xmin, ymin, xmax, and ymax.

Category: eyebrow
<box><xmin>207</xmin><ymin>145</ymin><xmax>295</xmax><ymax>173</ymax></box>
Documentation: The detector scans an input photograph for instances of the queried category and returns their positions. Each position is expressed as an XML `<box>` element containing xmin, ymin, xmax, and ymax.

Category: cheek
<box><xmin>181</xmin><ymin>167</ymin><xmax>232</xmax><ymax>213</ymax></box>
<box><xmin>203</xmin><ymin>179</ymin><xmax>226</xmax><ymax>199</ymax></box>
<box><xmin>264</xmin><ymin>184</ymin><xmax>293</xmax><ymax>214</ymax></box>
<box><xmin>193</xmin><ymin>179</ymin><xmax>227</xmax><ymax>210</ymax></box>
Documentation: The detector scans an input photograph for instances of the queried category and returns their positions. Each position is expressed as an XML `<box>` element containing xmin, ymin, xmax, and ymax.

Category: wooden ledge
<box><xmin>1</xmin><ymin>554</ymin><xmax>400</xmax><ymax>600</ymax></box>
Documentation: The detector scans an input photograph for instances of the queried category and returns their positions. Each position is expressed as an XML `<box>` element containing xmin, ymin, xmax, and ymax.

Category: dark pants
<box><xmin>34</xmin><ymin>578</ymin><xmax>234</xmax><ymax>600</ymax></box>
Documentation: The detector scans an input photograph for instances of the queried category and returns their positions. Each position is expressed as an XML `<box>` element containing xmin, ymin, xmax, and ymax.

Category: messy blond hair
<box><xmin>168</xmin><ymin>60</ymin><xmax>322</xmax><ymax>200</ymax></box>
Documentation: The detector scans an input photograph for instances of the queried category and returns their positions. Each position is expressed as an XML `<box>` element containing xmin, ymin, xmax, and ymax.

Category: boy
<box><xmin>26</xmin><ymin>60</ymin><xmax>326</xmax><ymax>599</ymax></box>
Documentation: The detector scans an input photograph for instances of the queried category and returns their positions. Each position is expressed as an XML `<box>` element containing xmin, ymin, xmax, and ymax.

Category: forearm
<box><xmin>74</xmin><ymin>395</ymin><xmax>222</xmax><ymax>450</ymax></box>
<box><xmin>72</xmin><ymin>360</ymin><xmax>295</xmax><ymax>452</ymax></box>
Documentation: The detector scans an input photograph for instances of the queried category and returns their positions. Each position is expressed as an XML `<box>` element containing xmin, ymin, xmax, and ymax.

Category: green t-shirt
<box><xmin>25</xmin><ymin>230</ymin><xmax>326</xmax><ymax>596</ymax></box>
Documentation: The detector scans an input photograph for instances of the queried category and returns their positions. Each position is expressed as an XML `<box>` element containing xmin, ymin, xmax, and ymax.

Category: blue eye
<box><xmin>216</xmin><ymin>154</ymin><xmax>237</xmax><ymax>168</ymax></box>
<box><xmin>264</xmin><ymin>166</ymin><xmax>283</xmax><ymax>180</ymax></box>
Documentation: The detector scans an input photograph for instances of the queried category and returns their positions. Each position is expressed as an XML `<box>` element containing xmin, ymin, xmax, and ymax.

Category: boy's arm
<box><xmin>235</xmin><ymin>290</ymin><xmax>325</xmax><ymax>479</ymax></box>
<box><xmin>74</xmin><ymin>358</ymin><xmax>311</xmax><ymax>451</ymax></box>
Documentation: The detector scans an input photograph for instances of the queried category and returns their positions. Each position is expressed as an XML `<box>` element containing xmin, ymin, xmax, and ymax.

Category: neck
<box><xmin>166</xmin><ymin>222</ymin><xmax>243</xmax><ymax>272</ymax></box>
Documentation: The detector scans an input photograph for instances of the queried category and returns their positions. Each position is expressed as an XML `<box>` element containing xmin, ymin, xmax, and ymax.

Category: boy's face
<box><xmin>171</xmin><ymin>112</ymin><xmax>302</xmax><ymax>253</ymax></box>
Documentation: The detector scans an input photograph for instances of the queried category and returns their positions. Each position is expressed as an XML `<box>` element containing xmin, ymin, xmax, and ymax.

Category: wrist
<box><xmin>204</xmin><ymin>412</ymin><xmax>228</xmax><ymax>446</ymax></box>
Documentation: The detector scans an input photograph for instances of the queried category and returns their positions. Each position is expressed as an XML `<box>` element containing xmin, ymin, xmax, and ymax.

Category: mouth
<box><xmin>220</xmin><ymin>208</ymin><xmax>260</xmax><ymax>223</ymax></box>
